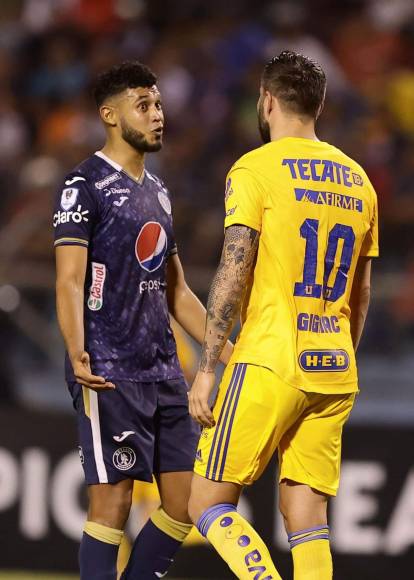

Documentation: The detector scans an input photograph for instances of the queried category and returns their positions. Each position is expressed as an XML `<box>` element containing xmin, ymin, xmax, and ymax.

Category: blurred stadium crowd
<box><xmin>0</xmin><ymin>0</ymin><xmax>414</xmax><ymax>408</ymax></box>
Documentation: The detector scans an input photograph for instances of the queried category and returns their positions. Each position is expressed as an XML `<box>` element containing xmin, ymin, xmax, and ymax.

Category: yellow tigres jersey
<box><xmin>224</xmin><ymin>137</ymin><xmax>379</xmax><ymax>394</ymax></box>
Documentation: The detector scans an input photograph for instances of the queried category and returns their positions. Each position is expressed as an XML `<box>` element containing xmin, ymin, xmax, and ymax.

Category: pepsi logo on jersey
<box><xmin>135</xmin><ymin>222</ymin><xmax>167</xmax><ymax>272</ymax></box>
<box><xmin>139</xmin><ymin>280</ymin><xmax>162</xmax><ymax>294</ymax></box>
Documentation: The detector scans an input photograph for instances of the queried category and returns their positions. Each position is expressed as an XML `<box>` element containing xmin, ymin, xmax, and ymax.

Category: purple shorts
<box><xmin>68</xmin><ymin>378</ymin><xmax>200</xmax><ymax>484</ymax></box>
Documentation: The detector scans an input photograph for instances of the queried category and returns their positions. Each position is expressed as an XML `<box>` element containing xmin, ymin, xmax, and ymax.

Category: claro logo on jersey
<box><xmin>87</xmin><ymin>262</ymin><xmax>106</xmax><ymax>311</ymax></box>
<box><xmin>135</xmin><ymin>222</ymin><xmax>167</xmax><ymax>272</ymax></box>
<box><xmin>53</xmin><ymin>205</ymin><xmax>89</xmax><ymax>227</ymax></box>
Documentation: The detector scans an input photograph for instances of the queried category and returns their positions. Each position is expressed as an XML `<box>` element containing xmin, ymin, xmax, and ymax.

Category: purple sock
<box><xmin>121</xmin><ymin>519</ymin><xmax>182</xmax><ymax>579</ymax></box>
<box><xmin>79</xmin><ymin>532</ymin><xmax>119</xmax><ymax>580</ymax></box>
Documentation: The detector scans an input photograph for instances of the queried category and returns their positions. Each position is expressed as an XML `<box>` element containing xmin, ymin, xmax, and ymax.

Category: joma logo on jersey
<box><xmin>88</xmin><ymin>262</ymin><xmax>106</xmax><ymax>310</ymax></box>
<box><xmin>299</xmin><ymin>350</ymin><xmax>349</xmax><ymax>372</ymax></box>
<box><xmin>53</xmin><ymin>205</ymin><xmax>89</xmax><ymax>227</ymax></box>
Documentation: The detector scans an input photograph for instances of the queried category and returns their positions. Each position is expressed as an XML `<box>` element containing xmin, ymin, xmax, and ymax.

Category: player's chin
<box><xmin>146</xmin><ymin>136</ymin><xmax>163</xmax><ymax>152</ymax></box>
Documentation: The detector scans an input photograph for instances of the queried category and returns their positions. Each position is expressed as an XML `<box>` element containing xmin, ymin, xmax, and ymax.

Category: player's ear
<box><xmin>99</xmin><ymin>104</ymin><xmax>117</xmax><ymax>127</ymax></box>
<box><xmin>264</xmin><ymin>90</ymin><xmax>274</xmax><ymax>118</ymax></box>
<box><xmin>315</xmin><ymin>91</ymin><xmax>326</xmax><ymax>120</ymax></box>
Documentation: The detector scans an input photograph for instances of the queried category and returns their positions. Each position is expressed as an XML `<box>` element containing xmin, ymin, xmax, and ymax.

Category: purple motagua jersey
<box><xmin>53</xmin><ymin>151</ymin><xmax>183</xmax><ymax>383</ymax></box>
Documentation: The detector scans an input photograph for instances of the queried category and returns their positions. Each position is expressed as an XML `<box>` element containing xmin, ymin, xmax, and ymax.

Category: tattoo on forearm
<box><xmin>200</xmin><ymin>225</ymin><xmax>259</xmax><ymax>372</ymax></box>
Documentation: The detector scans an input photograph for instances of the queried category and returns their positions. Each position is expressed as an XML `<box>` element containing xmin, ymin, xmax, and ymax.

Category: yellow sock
<box><xmin>151</xmin><ymin>506</ymin><xmax>193</xmax><ymax>542</ymax></box>
<box><xmin>198</xmin><ymin>504</ymin><xmax>281</xmax><ymax>580</ymax></box>
<box><xmin>84</xmin><ymin>521</ymin><xmax>124</xmax><ymax>545</ymax></box>
<box><xmin>289</xmin><ymin>526</ymin><xmax>332</xmax><ymax>580</ymax></box>
<box><xmin>117</xmin><ymin>533</ymin><xmax>132</xmax><ymax>575</ymax></box>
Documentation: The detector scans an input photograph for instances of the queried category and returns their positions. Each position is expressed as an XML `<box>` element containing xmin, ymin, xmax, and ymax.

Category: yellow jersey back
<box><xmin>224</xmin><ymin>137</ymin><xmax>379</xmax><ymax>394</ymax></box>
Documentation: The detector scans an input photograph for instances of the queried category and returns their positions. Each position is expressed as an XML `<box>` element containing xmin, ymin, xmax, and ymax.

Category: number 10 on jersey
<box><xmin>294</xmin><ymin>218</ymin><xmax>355</xmax><ymax>302</ymax></box>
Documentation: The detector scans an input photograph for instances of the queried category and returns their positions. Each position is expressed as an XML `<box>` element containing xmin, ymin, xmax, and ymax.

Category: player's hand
<box><xmin>71</xmin><ymin>351</ymin><xmax>115</xmax><ymax>391</ymax></box>
<box><xmin>188</xmin><ymin>370</ymin><xmax>216</xmax><ymax>428</ymax></box>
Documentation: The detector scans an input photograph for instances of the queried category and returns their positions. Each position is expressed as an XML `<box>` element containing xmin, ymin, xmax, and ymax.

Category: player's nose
<box><xmin>151</xmin><ymin>107</ymin><xmax>163</xmax><ymax>124</ymax></box>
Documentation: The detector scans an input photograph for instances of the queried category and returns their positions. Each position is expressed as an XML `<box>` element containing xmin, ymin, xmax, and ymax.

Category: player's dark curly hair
<box><xmin>93</xmin><ymin>61</ymin><xmax>157</xmax><ymax>107</ymax></box>
<box><xmin>262</xmin><ymin>50</ymin><xmax>326</xmax><ymax>119</ymax></box>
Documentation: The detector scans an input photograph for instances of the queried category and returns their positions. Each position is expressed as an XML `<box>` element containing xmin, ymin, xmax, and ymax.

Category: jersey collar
<box><xmin>94</xmin><ymin>151</ymin><xmax>145</xmax><ymax>185</ymax></box>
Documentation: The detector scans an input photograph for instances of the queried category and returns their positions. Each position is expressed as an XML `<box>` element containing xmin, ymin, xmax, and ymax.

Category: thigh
<box><xmin>189</xmin><ymin>472</ymin><xmax>242</xmax><ymax>524</ymax></box>
<box><xmin>154</xmin><ymin>378</ymin><xmax>200</xmax><ymax>474</ymax></box>
<box><xmin>70</xmin><ymin>381</ymin><xmax>157</xmax><ymax>485</ymax></box>
<box><xmin>88</xmin><ymin>478</ymin><xmax>134</xmax><ymax>530</ymax></box>
<box><xmin>194</xmin><ymin>363</ymin><xmax>307</xmax><ymax>486</ymax></box>
<box><xmin>155</xmin><ymin>471</ymin><xmax>193</xmax><ymax>523</ymax></box>
<box><xmin>279</xmin><ymin>392</ymin><xmax>355</xmax><ymax>497</ymax></box>
<box><xmin>279</xmin><ymin>480</ymin><xmax>328</xmax><ymax>533</ymax></box>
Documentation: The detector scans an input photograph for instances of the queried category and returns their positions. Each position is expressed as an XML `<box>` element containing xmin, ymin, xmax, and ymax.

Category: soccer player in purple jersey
<box><xmin>54</xmin><ymin>61</ymin><xmax>232</xmax><ymax>580</ymax></box>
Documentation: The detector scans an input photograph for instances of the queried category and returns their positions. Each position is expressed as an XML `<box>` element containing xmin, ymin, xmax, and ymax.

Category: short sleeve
<box><xmin>360</xmin><ymin>186</ymin><xmax>379</xmax><ymax>258</ymax></box>
<box><xmin>224</xmin><ymin>167</ymin><xmax>265</xmax><ymax>232</ymax></box>
<box><xmin>161</xmin><ymin>186</ymin><xmax>177</xmax><ymax>257</ymax></box>
<box><xmin>53</xmin><ymin>176</ymin><xmax>99</xmax><ymax>248</ymax></box>
<box><xmin>169</xmin><ymin>242</ymin><xmax>178</xmax><ymax>257</ymax></box>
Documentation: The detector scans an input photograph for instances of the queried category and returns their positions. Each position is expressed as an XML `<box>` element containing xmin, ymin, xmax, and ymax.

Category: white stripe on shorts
<box><xmin>89</xmin><ymin>390</ymin><xmax>108</xmax><ymax>483</ymax></box>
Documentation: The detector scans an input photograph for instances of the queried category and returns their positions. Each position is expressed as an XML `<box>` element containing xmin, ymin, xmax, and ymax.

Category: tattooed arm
<box><xmin>188</xmin><ymin>224</ymin><xmax>259</xmax><ymax>427</ymax></box>
<box><xmin>166</xmin><ymin>253</ymin><xmax>233</xmax><ymax>365</ymax></box>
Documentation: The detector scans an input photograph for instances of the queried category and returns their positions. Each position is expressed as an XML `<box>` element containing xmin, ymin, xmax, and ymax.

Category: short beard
<box><xmin>257</xmin><ymin>100</ymin><xmax>271</xmax><ymax>144</ymax></box>
<box><xmin>120</xmin><ymin>118</ymin><xmax>162</xmax><ymax>153</ymax></box>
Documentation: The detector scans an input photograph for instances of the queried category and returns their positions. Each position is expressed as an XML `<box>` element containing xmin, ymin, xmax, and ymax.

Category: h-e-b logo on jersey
<box><xmin>299</xmin><ymin>349</ymin><xmax>349</xmax><ymax>372</ymax></box>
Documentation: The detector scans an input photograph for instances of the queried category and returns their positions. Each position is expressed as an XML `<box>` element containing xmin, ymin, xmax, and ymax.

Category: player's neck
<box><xmin>100</xmin><ymin>141</ymin><xmax>145</xmax><ymax>181</ymax></box>
<box><xmin>270</xmin><ymin>117</ymin><xmax>318</xmax><ymax>142</ymax></box>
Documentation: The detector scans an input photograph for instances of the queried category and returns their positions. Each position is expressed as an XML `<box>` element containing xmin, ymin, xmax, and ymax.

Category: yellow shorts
<box><xmin>194</xmin><ymin>363</ymin><xmax>355</xmax><ymax>496</ymax></box>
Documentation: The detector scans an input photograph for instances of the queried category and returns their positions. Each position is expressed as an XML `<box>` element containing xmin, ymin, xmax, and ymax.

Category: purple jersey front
<box><xmin>53</xmin><ymin>151</ymin><xmax>183</xmax><ymax>382</ymax></box>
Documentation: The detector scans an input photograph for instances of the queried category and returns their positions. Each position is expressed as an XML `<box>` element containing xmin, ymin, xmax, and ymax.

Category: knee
<box><xmin>112</xmin><ymin>488</ymin><xmax>133</xmax><ymax>522</ymax></box>
<box><xmin>279</xmin><ymin>481</ymin><xmax>328</xmax><ymax>533</ymax></box>
<box><xmin>278</xmin><ymin>492</ymin><xmax>289</xmax><ymax>524</ymax></box>
<box><xmin>161</xmin><ymin>499</ymin><xmax>192</xmax><ymax>525</ymax></box>
<box><xmin>188</xmin><ymin>492</ymin><xmax>205</xmax><ymax>527</ymax></box>
<box><xmin>88</xmin><ymin>485</ymin><xmax>133</xmax><ymax>529</ymax></box>
<box><xmin>279</xmin><ymin>491</ymin><xmax>298</xmax><ymax>530</ymax></box>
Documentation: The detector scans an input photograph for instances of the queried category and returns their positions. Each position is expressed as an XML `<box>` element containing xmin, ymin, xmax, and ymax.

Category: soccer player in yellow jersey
<box><xmin>187</xmin><ymin>51</ymin><xmax>378</xmax><ymax>579</ymax></box>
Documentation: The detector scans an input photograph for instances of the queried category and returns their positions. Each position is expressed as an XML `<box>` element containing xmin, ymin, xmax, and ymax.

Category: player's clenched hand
<box><xmin>188</xmin><ymin>371</ymin><xmax>216</xmax><ymax>428</ymax></box>
<box><xmin>72</xmin><ymin>351</ymin><xmax>115</xmax><ymax>391</ymax></box>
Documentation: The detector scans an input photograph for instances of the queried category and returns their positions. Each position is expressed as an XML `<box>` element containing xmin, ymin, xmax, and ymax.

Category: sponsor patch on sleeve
<box><xmin>60</xmin><ymin>187</ymin><xmax>79</xmax><ymax>211</ymax></box>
